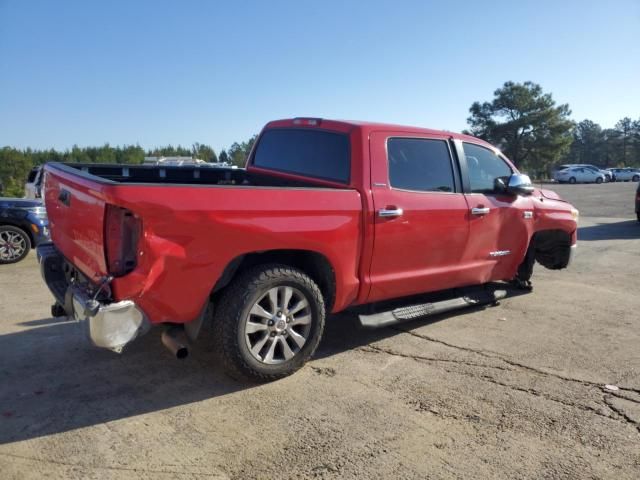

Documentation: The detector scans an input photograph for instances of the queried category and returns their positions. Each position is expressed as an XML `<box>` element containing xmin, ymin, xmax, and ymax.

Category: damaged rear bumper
<box><xmin>37</xmin><ymin>243</ymin><xmax>150</xmax><ymax>353</ymax></box>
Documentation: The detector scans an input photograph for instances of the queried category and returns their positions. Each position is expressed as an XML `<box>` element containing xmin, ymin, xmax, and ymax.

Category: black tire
<box><xmin>595</xmin><ymin>177</ymin><xmax>603</xmax><ymax>184</ymax></box>
<box><xmin>0</xmin><ymin>225</ymin><xmax>31</xmax><ymax>264</ymax></box>
<box><xmin>633</xmin><ymin>175</ymin><xmax>639</xmax><ymax>182</ymax></box>
<box><xmin>212</xmin><ymin>264</ymin><xmax>325</xmax><ymax>382</ymax></box>
<box><xmin>569</xmin><ymin>177</ymin><xmax>576</xmax><ymax>184</ymax></box>
<box><xmin>637</xmin><ymin>212</ymin><xmax>640</xmax><ymax>223</ymax></box>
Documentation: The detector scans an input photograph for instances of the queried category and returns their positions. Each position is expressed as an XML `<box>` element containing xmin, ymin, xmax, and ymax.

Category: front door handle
<box><xmin>378</xmin><ymin>207</ymin><xmax>404</xmax><ymax>218</ymax></box>
<box><xmin>471</xmin><ymin>207</ymin><xmax>490</xmax><ymax>216</ymax></box>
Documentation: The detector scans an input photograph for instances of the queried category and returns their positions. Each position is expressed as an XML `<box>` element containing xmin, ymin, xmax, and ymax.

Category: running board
<box><xmin>358</xmin><ymin>288</ymin><xmax>507</xmax><ymax>328</ymax></box>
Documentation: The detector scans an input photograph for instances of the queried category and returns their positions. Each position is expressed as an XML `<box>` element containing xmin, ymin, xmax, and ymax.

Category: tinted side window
<box><xmin>463</xmin><ymin>143</ymin><xmax>513</xmax><ymax>193</ymax></box>
<box><xmin>387</xmin><ymin>138</ymin><xmax>455</xmax><ymax>193</ymax></box>
<box><xmin>253</xmin><ymin>128</ymin><xmax>350</xmax><ymax>183</ymax></box>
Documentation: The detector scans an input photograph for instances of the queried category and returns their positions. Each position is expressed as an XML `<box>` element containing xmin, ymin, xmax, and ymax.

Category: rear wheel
<box><xmin>0</xmin><ymin>226</ymin><xmax>30</xmax><ymax>264</ymax></box>
<box><xmin>569</xmin><ymin>177</ymin><xmax>577</xmax><ymax>184</ymax></box>
<box><xmin>633</xmin><ymin>175</ymin><xmax>639</xmax><ymax>182</ymax></box>
<box><xmin>212</xmin><ymin>264</ymin><xmax>325</xmax><ymax>382</ymax></box>
<box><xmin>595</xmin><ymin>177</ymin><xmax>603</xmax><ymax>184</ymax></box>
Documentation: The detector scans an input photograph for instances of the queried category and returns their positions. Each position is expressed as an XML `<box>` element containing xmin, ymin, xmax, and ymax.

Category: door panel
<box><xmin>367</xmin><ymin>132</ymin><xmax>471</xmax><ymax>303</ymax></box>
<box><xmin>461</xmin><ymin>142</ymin><xmax>534</xmax><ymax>282</ymax></box>
<box><xmin>464</xmin><ymin>193</ymin><xmax>533</xmax><ymax>281</ymax></box>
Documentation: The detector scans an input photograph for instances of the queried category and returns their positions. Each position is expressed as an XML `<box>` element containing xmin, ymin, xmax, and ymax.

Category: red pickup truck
<box><xmin>38</xmin><ymin>118</ymin><xmax>578</xmax><ymax>381</ymax></box>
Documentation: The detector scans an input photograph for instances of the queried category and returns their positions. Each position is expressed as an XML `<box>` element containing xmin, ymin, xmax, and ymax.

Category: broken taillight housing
<box><xmin>104</xmin><ymin>205</ymin><xmax>142</xmax><ymax>277</ymax></box>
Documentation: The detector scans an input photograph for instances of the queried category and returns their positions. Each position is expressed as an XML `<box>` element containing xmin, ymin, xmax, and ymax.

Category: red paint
<box><xmin>43</xmin><ymin>119</ymin><xmax>578</xmax><ymax>325</ymax></box>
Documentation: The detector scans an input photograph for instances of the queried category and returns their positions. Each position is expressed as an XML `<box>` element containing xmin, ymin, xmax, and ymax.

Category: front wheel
<box><xmin>596</xmin><ymin>177</ymin><xmax>603</xmax><ymax>184</ymax></box>
<box><xmin>0</xmin><ymin>226</ymin><xmax>31</xmax><ymax>264</ymax></box>
<box><xmin>633</xmin><ymin>175</ymin><xmax>639</xmax><ymax>182</ymax></box>
<box><xmin>212</xmin><ymin>264</ymin><xmax>325</xmax><ymax>382</ymax></box>
<box><xmin>569</xmin><ymin>177</ymin><xmax>577</xmax><ymax>184</ymax></box>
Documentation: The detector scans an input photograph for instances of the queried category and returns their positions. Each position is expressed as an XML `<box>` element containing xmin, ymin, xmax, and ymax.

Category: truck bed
<box><xmin>42</xmin><ymin>162</ymin><xmax>363</xmax><ymax>323</ymax></box>
<box><xmin>51</xmin><ymin>163</ymin><xmax>335</xmax><ymax>188</ymax></box>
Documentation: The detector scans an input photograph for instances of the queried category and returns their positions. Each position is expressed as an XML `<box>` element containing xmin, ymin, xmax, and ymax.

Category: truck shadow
<box><xmin>578</xmin><ymin>219</ymin><xmax>639</xmax><ymax>241</ymax></box>
<box><xmin>317</xmin><ymin>284</ymin><xmax>531</xmax><ymax>360</ymax></box>
<box><xmin>0</xmin><ymin>285</ymin><xmax>530</xmax><ymax>445</ymax></box>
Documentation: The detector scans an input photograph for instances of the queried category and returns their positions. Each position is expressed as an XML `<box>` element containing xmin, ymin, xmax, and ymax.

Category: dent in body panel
<box><xmin>110</xmin><ymin>187</ymin><xmax>363</xmax><ymax>324</ymax></box>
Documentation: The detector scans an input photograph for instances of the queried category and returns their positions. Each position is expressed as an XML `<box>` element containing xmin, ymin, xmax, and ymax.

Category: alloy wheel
<box><xmin>0</xmin><ymin>230</ymin><xmax>27</xmax><ymax>262</ymax></box>
<box><xmin>244</xmin><ymin>286</ymin><xmax>313</xmax><ymax>364</ymax></box>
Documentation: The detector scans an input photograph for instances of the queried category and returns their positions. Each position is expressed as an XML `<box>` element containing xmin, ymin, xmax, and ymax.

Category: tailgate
<box><xmin>43</xmin><ymin>164</ymin><xmax>108</xmax><ymax>278</ymax></box>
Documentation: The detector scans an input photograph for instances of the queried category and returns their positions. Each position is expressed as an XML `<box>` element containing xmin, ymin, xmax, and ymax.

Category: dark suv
<box><xmin>0</xmin><ymin>198</ymin><xmax>50</xmax><ymax>264</ymax></box>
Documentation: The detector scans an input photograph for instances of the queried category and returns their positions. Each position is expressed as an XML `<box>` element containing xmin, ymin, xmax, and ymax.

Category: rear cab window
<box><xmin>252</xmin><ymin>128</ymin><xmax>350</xmax><ymax>184</ymax></box>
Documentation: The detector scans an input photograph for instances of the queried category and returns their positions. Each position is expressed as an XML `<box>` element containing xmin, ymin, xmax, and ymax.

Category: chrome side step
<box><xmin>358</xmin><ymin>288</ymin><xmax>507</xmax><ymax>328</ymax></box>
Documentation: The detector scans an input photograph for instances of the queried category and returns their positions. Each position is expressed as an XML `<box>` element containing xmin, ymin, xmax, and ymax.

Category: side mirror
<box><xmin>507</xmin><ymin>174</ymin><xmax>534</xmax><ymax>196</ymax></box>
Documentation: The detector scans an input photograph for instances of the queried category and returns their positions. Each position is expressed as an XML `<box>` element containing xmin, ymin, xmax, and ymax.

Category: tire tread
<box><xmin>211</xmin><ymin>264</ymin><xmax>325</xmax><ymax>382</ymax></box>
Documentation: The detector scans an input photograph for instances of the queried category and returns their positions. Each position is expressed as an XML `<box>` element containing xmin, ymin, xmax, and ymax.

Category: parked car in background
<box><xmin>608</xmin><ymin>168</ymin><xmax>640</xmax><ymax>182</ymax></box>
<box><xmin>554</xmin><ymin>164</ymin><xmax>611</xmax><ymax>182</ymax></box>
<box><xmin>604</xmin><ymin>168</ymin><xmax>618</xmax><ymax>182</ymax></box>
<box><xmin>554</xmin><ymin>166</ymin><xmax>605</xmax><ymax>184</ymax></box>
<box><xmin>25</xmin><ymin>165</ymin><xmax>45</xmax><ymax>199</ymax></box>
<box><xmin>0</xmin><ymin>197</ymin><xmax>49</xmax><ymax>264</ymax></box>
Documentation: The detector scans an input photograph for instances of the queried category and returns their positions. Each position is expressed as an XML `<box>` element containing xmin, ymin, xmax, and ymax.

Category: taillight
<box><xmin>104</xmin><ymin>205</ymin><xmax>141</xmax><ymax>277</ymax></box>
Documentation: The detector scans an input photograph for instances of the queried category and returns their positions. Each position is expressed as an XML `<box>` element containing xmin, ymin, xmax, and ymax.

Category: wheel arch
<box><xmin>530</xmin><ymin>229</ymin><xmax>573</xmax><ymax>270</ymax></box>
<box><xmin>0</xmin><ymin>222</ymin><xmax>34</xmax><ymax>247</ymax></box>
<box><xmin>211</xmin><ymin>249</ymin><xmax>337</xmax><ymax>312</ymax></box>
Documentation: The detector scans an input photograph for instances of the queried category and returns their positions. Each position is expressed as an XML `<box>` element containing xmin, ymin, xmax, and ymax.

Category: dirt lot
<box><xmin>1</xmin><ymin>182</ymin><xmax>639</xmax><ymax>479</ymax></box>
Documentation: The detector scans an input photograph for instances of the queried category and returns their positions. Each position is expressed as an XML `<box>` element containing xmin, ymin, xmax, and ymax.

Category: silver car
<box><xmin>608</xmin><ymin>168</ymin><xmax>640</xmax><ymax>182</ymax></box>
<box><xmin>554</xmin><ymin>167</ymin><xmax>605</xmax><ymax>184</ymax></box>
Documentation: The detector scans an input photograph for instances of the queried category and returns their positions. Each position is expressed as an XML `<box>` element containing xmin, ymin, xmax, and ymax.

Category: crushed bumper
<box><xmin>37</xmin><ymin>242</ymin><xmax>150</xmax><ymax>353</ymax></box>
<box><xmin>71</xmin><ymin>288</ymin><xmax>149</xmax><ymax>353</ymax></box>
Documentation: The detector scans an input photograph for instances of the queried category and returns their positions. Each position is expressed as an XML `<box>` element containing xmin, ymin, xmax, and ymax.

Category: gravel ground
<box><xmin>1</xmin><ymin>182</ymin><xmax>639</xmax><ymax>479</ymax></box>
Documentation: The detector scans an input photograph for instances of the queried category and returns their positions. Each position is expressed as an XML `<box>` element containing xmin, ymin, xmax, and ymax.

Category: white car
<box><xmin>609</xmin><ymin>168</ymin><xmax>640</xmax><ymax>182</ymax></box>
<box><xmin>554</xmin><ymin>166</ymin><xmax>605</xmax><ymax>184</ymax></box>
<box><xmin>554</xmin><ymin>164</ymin><xmax>612</xmax><ymax>182</ymax></box>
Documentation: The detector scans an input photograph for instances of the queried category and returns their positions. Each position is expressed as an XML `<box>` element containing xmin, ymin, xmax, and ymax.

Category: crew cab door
<box><xmin>458</xmin><ymin>141</ymin><xmax>534</xmax><ymax>282</ymax></box>
<box><xmin>367</xmin><ymin>132</ymin><xmax>471</xmax><ymax>303</ymax></box>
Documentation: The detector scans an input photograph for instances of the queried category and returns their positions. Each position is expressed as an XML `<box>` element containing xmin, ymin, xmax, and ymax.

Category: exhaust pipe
<box><xmin>162</xmin><ymin>325</ymin><xmax>189</xmax><ymax>359</ymax></box>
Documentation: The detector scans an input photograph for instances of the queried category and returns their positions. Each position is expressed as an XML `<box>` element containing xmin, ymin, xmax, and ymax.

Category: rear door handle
<box><xmin>471</xmin><ymin>207</ymin><xmax>490</xmax><ymax>216</ymax></box>
<box><xmin>378</xmin><ymin>207</ymin><xmax>403</xmax><ymax>218</ymax></box>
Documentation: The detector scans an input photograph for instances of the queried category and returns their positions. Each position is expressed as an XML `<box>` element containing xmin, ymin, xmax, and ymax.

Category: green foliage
<box><xmin>0</xmin><ymin>137</ymin><xmax>256</xmax><ymax>198</ymax></box>
<box><xmin>466</xmin><ymin>81</ymin><xmax>574</xmax><ymax>175</ymax></box>
<box><xmin>227</xmin><ymin>135</ymin><xmax>257</xmax><ymax>167</ymax></box>
<box><xmin>564</xmin><ymin>118</ymin><xmax>640</xmax><ymax>168</ymax></box>
<box><xmin>192</xmin><ymin>143</ymin><xmax>218</xmax><ymax>163</ymax></box>
<box><xmin>0</xmin><ymin>147</ymin><xmax>32</xmax><ymax>197</ymax></box>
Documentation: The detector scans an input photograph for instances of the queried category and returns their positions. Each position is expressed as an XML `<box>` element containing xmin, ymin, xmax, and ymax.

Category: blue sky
<box><xmin>1</xmin><ymin>0</ymin><xmax>638</xmax><ymax>153</ymax></box>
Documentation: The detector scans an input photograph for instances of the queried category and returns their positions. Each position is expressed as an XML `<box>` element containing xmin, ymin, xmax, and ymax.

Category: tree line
<box><xmin>465</xmin><ymin>81</ymin><xmax>639</xmax><ymax>178</ymax></box>
<box><xmin>1</xmin><ymin>81</ymin><xmax>639</xmax><ymax>197</ymax></box>
<box><xmin>0</xmin><ymin>136</ymin><xmax>257</xmax><ymax>197</ymax></box>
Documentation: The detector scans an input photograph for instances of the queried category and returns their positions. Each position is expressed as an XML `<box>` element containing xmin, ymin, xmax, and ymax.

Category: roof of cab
<box><xmin>264</xmin><ymin>117</ymin><xmax>493</xmax><ymax>148</ymax></box>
